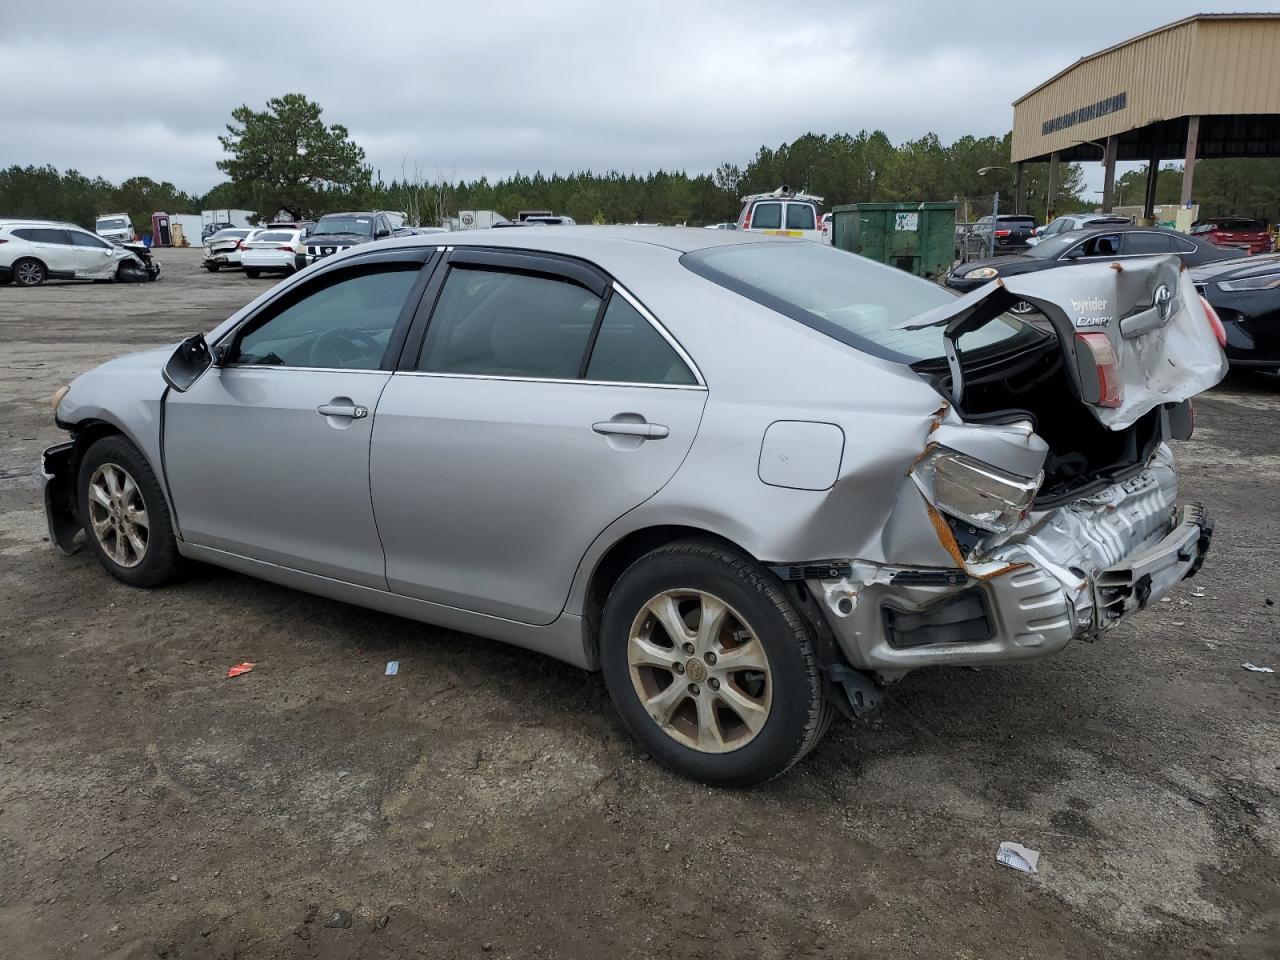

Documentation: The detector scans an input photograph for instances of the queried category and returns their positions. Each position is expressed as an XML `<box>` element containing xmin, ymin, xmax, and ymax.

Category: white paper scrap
<box><xmin>385</xmin><ymin>660</ymin><xmax>400</xmax><ymax>676</ymax></box>
<box><xmin>1242</xmin><ymin>663</ymin><xmax>1274</xmax><ymax>674</ymax></box>
<box><xmin>996</xmin><ymin>841</ymin><xmax>1040</xmax><ymax>874</ymax></box>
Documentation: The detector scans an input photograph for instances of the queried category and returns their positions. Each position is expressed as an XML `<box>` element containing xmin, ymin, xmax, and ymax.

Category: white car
<box><xmin>1027</xmin><ymin>213</ymin><xmax>1132</xmax><ymax>246</ymax></box>
<box><xmin>0</xmin><ymin>220</ymin><xmax>155</xmax><ymax>287</ymax></box>
<box><xmin>736</xmin><ymin>186</ymin><xmax>825</xmax><ymax>242</ymax></box>
<box><xmin>202</xmin><ymin>228</ymin><xmax>262</xmax><ymax>272</ymax></box>
<box><xmin>94</xmin><ymin>213</ymin><xmax>134</xmax><ymax>244</ymax></box>
<box><xmin>241</xmin><ymin>229</ymin><xmax>304</xmax><ymax>278</ymax></box>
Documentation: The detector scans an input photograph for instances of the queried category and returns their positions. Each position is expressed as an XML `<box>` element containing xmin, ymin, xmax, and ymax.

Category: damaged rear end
<box><xmin>817</xmin><ymin>256</ymin><xmax>1224</xmax><ymax>683</ymax></box>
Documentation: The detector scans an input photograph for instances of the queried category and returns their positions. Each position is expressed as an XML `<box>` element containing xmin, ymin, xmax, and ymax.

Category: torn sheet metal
<box><xmin>898</xmin><ymin>256</ymin><xmax>1227</xmax><ymax>431</ymax></box>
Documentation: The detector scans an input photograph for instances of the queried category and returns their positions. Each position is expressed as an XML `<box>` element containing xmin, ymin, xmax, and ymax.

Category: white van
<box><xmin>736</xmin><ymin>187</ymin><xmax>825</xmax><ymax>242</ymax></box>
<box><xmin>94</xmin><ymin>213</ymin><xmax>134</xmax><ymax>244</ymax></box>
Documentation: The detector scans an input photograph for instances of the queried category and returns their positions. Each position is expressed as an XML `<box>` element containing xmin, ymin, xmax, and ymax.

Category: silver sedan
<box><xmin>42</xmin><ymin>227</ymin><xmax>1224</xmax><ymax>785</ymax></box>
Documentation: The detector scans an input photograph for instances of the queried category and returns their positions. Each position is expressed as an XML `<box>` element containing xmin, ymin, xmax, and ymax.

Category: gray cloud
<box><xmin>4</xmin><ymin>0</ymin><xmax>1272</xmax><ymax>194</ymax></box>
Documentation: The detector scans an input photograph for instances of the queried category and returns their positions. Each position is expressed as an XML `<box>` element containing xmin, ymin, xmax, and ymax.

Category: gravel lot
<box><xmin>1</xmin><ymin>247</ymin><xmax>1278</xmax><ymax>959</ymax></box>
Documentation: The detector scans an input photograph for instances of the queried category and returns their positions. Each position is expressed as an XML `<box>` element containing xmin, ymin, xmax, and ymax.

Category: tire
<box><xmin>13</xmin><ymin>258</ymin><xmax>46</xmax><ymax>287</ymax></box>
<box><xmin>600</xmin><ymin>540</ymin><xmax>833</xmax><ymax>786</ymax></box>
<box><xmin>244</xmin><ymin>268</ymin><xmax>261</xmax><ymax>279</ymax></box>
<box><xmin>77</xmin><ymin>435</ymin><xmax>181</xmax><ymax>588</ymax></box>
<box><xmin>204</xmin><ymin>263</ymin><xmax>220</xmax><ymax>272</ymax></box>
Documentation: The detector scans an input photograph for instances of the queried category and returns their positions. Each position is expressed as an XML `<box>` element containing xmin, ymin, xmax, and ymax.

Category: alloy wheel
<box><xmin>87</xmin><ymin>462</ymin><xmax>149</xmax><ymax>568</ymax></box>
<box><xmin>16</xmin><ymin>262</ymin><xmax>43</xmax><ymax>285</ymax></box>
<box><xmin>627</xmin><ymin>589</ymin><xmax>772</xmax><ymax>753</ymax></box>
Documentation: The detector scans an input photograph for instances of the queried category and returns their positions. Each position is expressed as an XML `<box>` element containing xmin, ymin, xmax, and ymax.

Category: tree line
<box><xmin>3</xmin><ymin>92</ymin><xmax>1277</xmax><ymax>232</ymax></box>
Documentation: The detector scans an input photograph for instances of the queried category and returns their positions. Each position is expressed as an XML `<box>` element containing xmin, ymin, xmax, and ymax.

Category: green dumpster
<box><xmin>830</xmin><ymin>202</ymin><xmax>957</xmax><ymax>279</ymax></box>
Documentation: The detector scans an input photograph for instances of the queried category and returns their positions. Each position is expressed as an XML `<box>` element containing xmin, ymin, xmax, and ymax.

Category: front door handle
<box><xmin>317</xmin><ymin>401</ymin><xmax>368</xmax><ymax>419</ymax></box>
<box><xmin>592</xmin><ymin>420</ymin><xmax>669</xmax><ymax>440</ymax></box>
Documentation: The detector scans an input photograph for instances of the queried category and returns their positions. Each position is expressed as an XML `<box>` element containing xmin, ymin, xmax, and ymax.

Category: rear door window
<box><xmin>585</xmin><ymin>293</ymin><xmax>696</xmax><ymax>385</ymax></box>
<box><xmin>785</xmin><ymin>203</ymin><xmax>816</xmax><ymax>231</ymax></box>
<box><xmin>751</xmin><ymin>203</ymin><xmax>782</xmax><ymax>230</ymax></box>
<box><xmin>1123</xmin><ymin>232</ymin><xmax>1174</xmax><ymax>255</ymax></box>
<box><xmin>418</xmin><ymin>267</ymin><xmax>601</xmax><ymax>379</ymax></box>
<box><xmin>70</xmin><ymin>231</ymin><xmax>111</xmax><ymax>249</ymax></box>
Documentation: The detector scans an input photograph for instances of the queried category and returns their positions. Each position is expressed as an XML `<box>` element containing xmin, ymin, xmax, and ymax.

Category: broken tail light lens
<box><xmin>1198</xmin><ymin>295</ymin><xmax>1227</xmax><ymax>347</ymax></box>
<box><xmin>915</xmin><ymin>448</ymin><xmax>1042</xmax><ymax>535</ymax></box>
<box><xmin>1075</xmin><ymin>331</ymin><xmax>1122</xmax><ymax>407</ymax></box>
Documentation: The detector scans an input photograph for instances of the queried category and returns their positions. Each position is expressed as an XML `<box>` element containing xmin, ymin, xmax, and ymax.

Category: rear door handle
<box><xmin>317</xmin><ymin>402</ymin><xmax>368</xmax><ymax>419</ymax></box>
<box><xmin>592</xmin><ymin>420</ymin><xmax>669</xmax><ymax>439</ymax></box>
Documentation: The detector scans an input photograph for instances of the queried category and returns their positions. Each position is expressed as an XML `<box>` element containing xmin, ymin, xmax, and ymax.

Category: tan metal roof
<box><xmin>1011</xmin><ymin>13</ymin><xmax>1280</xmax><ymax>163</ymax></box>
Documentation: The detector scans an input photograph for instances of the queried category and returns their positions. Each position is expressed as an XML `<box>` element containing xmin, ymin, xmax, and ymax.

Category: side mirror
<box><xmin>1062</xmin><ymin>248</ymin><xmax>1083</xmax><ymax>260</ymax></box>
<box><xmin>375</xmin><ymin>228</ymin><xmax>390</xmax><ymax>239</ymax></box>
<box><xmin>162</xmin><ymin>334</ymin><xmax>213</xmax><ymax>392</ymax></box>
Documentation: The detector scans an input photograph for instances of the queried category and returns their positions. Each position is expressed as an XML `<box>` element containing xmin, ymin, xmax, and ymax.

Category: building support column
<box><xmin>1143</xmin><ymin>140</ymin><xmax>1161</xmax><ymax>223</ymax></box>
<box><xmin>1014</xmin><ymin>162</ymin><xmax>1025</xmax><ymax>215</ymax></box>
<box><xmin>1046</xmin><ymin>152</ymin><xmax>1059</xmax><ymax>223</ymax></box>
<box><xmin>1181</xmin><ymin>115</ymin><xmax>1200</xmax><ymax>207</ymax></box>
<box><xmin>1101</xmin><ymin>135</ymin><xmax>1119</xmax><ymax>212</ymax></box>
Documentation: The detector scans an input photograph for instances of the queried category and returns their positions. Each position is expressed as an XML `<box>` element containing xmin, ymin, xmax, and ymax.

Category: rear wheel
<box><xmin>13</xmin><ymin>258</ymin><xmax>46</xmax><ymax>287</ymax></box>
<box><xmin>77</xmin><ymin>435</ymin><xmax>181</xmax><ymax>588</ymax></box>
<box><xmin>204</xmin><ymin>263</ymin><xmax>220</xmax><ymax>272</ymax></box>
<box><xmin>600</xmin><ymin>540</ymin><xmax>832</xmax><ymax>786</ymax></box>
<box><xmin>244</xmin><ymin>268</ymin><xmax>261</xmax><ymax>279</ymax></box>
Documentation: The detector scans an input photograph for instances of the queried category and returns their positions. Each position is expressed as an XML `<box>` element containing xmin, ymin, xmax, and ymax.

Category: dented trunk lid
<box><xmin>899</xmin><ymin>256</ymin><xmax>1228</xmax><ymax>430</ymax></box>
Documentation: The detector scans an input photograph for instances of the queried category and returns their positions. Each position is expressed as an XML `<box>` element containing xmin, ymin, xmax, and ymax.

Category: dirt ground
<box><xmin>1</xmin><ymin>247</ymin><xmax>1278</xmax><ymax>959</ymax></box>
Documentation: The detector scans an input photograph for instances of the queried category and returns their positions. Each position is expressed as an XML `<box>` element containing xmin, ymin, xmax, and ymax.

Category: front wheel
<box><xmin>600</xmin><ymin>540</ymin><xmax>833</xmax><ymax>786</ymax></box>
<box><xmin>13</xmin><ymin>258</ymin><xmax>46</xmax><ymax>287</ymax></box>
<box><xmin>77</xmin><ymin>435</ymin><xmax>181</xmax><ymax>588</ymax></box>
<box><xmin>244</xmin><ymin>268</ymin><xmax>261</xmax><ymax>279</ymax></box>
<box><xmin>204</xmin><ymin>263</ymin><xmax>220</xmax><ymax>272</ymax></box>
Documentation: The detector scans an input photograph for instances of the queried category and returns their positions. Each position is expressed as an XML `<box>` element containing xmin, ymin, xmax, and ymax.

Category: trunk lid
<box><xmin>900</xmin><ymin>256</ymin><xmax>1227</xmax><ymax>431</ymax></box>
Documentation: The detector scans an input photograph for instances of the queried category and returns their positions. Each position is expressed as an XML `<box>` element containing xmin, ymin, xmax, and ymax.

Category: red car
<box><xmin>1190</xmin><ymin>218</ymin><xmax>1274</xmax><ymax>255</ymax></box>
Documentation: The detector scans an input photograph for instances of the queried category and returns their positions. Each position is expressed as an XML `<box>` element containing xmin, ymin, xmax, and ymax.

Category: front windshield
<box><xmin>96</xmin><ymin>218</ymin><xmax>127</xmax><ymax>230</ymax></box>
<box><xmin>313</xmin><ymin>216</ymin><xmax>373</xmax><ymax>237</ymax></box>
<box><xmin>682</xmin><ymin>242</ymin><xmax>1031</xmax><ymax>363</ymax></box>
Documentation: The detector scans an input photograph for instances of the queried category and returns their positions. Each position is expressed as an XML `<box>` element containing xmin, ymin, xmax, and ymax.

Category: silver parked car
<box><xmin>41</xmin><ymin>228</ymin><xmax>1225</xmax><ymax>785</ymax></box>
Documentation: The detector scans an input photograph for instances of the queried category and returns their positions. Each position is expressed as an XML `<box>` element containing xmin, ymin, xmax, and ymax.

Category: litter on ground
<box><xmin>996</xmin><ymin>841</ymin><xmax>1041</xmax><ymax>874</ymax></box>
<box><xmin>385</xmin><ymin>660</ymin><xmax>400</xmax><ymax>676</ymax></box>
<box><xmin>225</xmin><ymin>662</ymin><xmax>256</xmax><ymax>679</ymax></box>
<box><xmin>1241</xmin><ymin>663</ymin><xmax>1274</xmax><ymax>674</ymax></box>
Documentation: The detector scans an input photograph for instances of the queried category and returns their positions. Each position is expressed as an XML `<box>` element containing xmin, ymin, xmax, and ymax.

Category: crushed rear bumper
<box><xmin>807</xmin><ymin>450</ymin><xmax>1211</xmax><ymax>675</ymax></box>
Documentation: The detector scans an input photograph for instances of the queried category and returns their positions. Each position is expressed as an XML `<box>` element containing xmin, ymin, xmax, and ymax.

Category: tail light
<box><xmin>1199</xmin><ymin>294</ymin><xmax>1227</xmax><ymax>348</ymax></box>
<box><xmin>742</xmin><ymin>206</ymin><xmax>752</xmax><ymax>230</ymax></box>
<box><xmin>0</xmin><ymin>238</ymin><xmax>7</xmax><ymax>244</ymax></box>
<box><xmin>236</xmin><ymin>240</ymin><xmax>245</xmax><ymax>250</ymax></box>
<box><xmin>276</xmin><ymin>245</ymin><xmax>295</xmax><ymax>251</ymax></box>
<box><xmin>994</xmin><ymin>229</ymin><xmax>1011</xmax><ymax>237</ymax></box>
<box><xmin>1076</xmin><ymin>331</ymin><xmax>1122</xmax><ymax>407</ymax></box>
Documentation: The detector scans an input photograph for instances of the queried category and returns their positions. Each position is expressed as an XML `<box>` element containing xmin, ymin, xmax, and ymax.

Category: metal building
<box><xmin>1010</xmin><ymin>13</ymin><xmax>1280</xmax><ymax>221</ymax></box>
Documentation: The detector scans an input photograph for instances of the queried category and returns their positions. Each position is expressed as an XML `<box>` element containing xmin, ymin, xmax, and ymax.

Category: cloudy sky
<box><xmin>5</xmin><ymin>0</ymin><xmax>1277</xmax><ymax>196</ymax></box>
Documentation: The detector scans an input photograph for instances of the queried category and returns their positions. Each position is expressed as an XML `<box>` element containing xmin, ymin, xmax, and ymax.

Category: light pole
<box><xmin>978</xmin><ymin>167</ymin><xmax>1005</xmax><ymax>259</ymax></box>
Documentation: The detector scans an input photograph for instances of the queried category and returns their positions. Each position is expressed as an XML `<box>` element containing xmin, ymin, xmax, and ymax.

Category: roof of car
<box><xmin>386</xmin><ymin>224</ymin><xmax>790</xmax><ymax>256</ymax></box>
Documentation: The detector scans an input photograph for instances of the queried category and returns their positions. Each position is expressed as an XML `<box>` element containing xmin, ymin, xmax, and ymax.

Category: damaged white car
<box><xmin>1</xmin><ymin>219</ymin><xmax>160</xmax><ymax>286</ymax></box>
<box><xmin>40</xmin><ymin>229</ymin><xmax>1223</xmax><ymax>785</ymax></box>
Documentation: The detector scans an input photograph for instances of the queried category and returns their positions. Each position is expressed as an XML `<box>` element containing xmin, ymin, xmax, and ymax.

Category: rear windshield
<box><xmin>251</xmin><ymin>232</ymin><xmax>293</xmax><ymax>243</ymax></box>
<box><xmin>681</xmin><ymin>242</ymin><xmax>1028</xmax><ymax>363</ymax></box>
